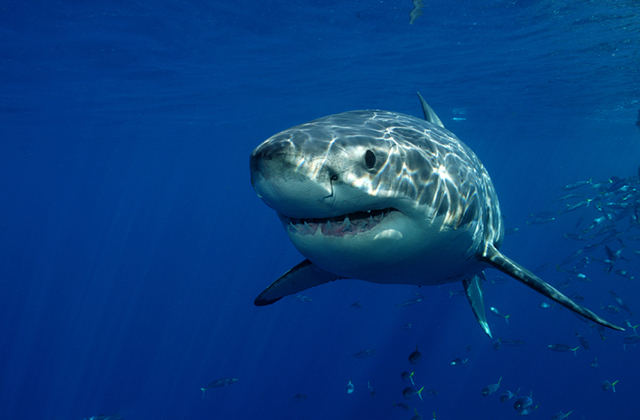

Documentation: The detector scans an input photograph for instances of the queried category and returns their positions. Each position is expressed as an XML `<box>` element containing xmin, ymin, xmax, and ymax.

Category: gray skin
<box><xmin>249</xmin><ymin>94</ymin><xmax>623</xmax><ymax>336</ymax></box>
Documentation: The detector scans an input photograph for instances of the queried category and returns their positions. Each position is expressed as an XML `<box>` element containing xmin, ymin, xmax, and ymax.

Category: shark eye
<box><xmin>364</xmin><ymin>150</ymin><xmax>376</xmax><ymax>169</ymax></box>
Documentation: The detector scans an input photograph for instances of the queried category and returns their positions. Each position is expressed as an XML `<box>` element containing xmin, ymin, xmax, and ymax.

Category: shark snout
<box><xmin>249</xmin><ymin>139</ymin><xmax>295</xmax><ymax>185</ymax></box>
<box><xmin>250</xmin><ymin>141</ymin><xmax>346</xmax><ymax>218</ymax></box>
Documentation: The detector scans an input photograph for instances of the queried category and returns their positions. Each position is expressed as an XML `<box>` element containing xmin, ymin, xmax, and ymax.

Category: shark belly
<box><xmin>285</xmin><ymin>212</ymin><xmax>482</xmax><ymax>285</ymax></box>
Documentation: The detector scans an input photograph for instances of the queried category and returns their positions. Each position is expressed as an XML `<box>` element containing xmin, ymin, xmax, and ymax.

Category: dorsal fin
<box><xmin>417</xmin><ymin>92</ymin><xmax>444</xmax><ymax>128</ymax></box>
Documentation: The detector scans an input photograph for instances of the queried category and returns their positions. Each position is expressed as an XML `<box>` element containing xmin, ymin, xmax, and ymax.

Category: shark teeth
<box><xmin>282</xmin><ymin>208</ymin><xmax>397</xmax><ymax>237</ymax></box>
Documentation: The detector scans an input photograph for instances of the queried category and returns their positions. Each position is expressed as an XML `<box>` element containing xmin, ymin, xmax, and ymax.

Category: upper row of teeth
<box><xmin>286</xmin><ymin>211</ymin><xmax>386</xmax><ymax>227</ymax></box>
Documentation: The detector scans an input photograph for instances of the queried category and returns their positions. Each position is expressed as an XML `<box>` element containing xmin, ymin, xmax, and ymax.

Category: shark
<box><xmin>249</xmin><ymin>93</ymin><xmax>623</xmax><ymax>337</ymax></box>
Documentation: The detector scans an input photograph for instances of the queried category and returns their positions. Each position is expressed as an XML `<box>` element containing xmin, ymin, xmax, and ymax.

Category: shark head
<box><xmin>250</xmin><ymin>110</ymin><xmax>503</xmax><ymax>283</ymax></box>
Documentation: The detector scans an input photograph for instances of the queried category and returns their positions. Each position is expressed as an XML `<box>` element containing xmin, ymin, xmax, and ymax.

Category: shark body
<box><xmin>249</xmin><ymin>94</ymin><xmax>622</xmax><ymax>336</ymax></box>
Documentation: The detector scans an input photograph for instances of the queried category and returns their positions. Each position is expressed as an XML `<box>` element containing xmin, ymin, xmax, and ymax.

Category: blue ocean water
<box><xmin>1</xmin><ymin>1</ymin><xmax>639</xmax><ymax>419</ymax></box>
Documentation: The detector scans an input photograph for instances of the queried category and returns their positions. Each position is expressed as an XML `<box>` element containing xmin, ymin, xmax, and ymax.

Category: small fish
<box><xmin>561</xmin><ymin>200</ymin><xmax>591</xmax><ymax>214</ymax></box>
<box><xmin>392</xmin><ymin>401</ymin><xmax>411</xmax><ymax>411</ymax></box>
<box><xmin>600</xmin><ymin>230</ymin><xmax>621</xmax><ymax>247</ymax></box>
<box><xmin>601</xmin><ymin>379</ymin><xmax>619</xmax><ymax>392</ymax></box>
<box><xmin>354</xmin><ymin>349</ymin><xmax>375</xmax><ymax>358</ymax></box>
<box><xmin>556</xmin><ymin>193</ymin><xmax>585</xmax><ymax>201</ymax></box>
<box><xmin>563</xmin><ymin>233</ymin><xmax>586</xmax><ymax>241</ymax></box>
<box><xmin>527</xmin><ymin>217</ymin><xmax>555</xmax><ymax>225</ymax></box>
<box><xmin>624</xmin><ymin>320</ymin><xmax>638</xmax><ymax>334</ymax></box>
<box><xmin>403</xmin><ymin>386</ymin><xmax>425</xmax><ymax>401</ymax></box>
<box><xmin>548</xmin><ymin>343</ymin><xmax>579</xmax><ymax>356</ymax></box>
<box><xmin>551</xmin><ymin>410</ymin><xmax>573</xmax><ymax>420</ymax></box>
<box><xmin>514</xmin><ymin>394</ymin><xmax>533</xmax><ymax>411</ymax></box>
<box><xmin>574</xmin><ymin>256</ymin><xmax>590</xmax><ymax>269</ymax></box>
<box><xmin>572</xmin><ymin>272</ymin><xmax>590</xmax><ymax>282</ymax></box>
<box><xmin>492</xmin><ymin>275</ymin><xmax>510</xmax><ymax>284</ymax></box>
<box><xmin>610</xmin><ymin>290</ymin><xmax>634</xmax><ymax>314</ymax></box>
<box><xmin>517</xmin><ymin>404</ymin><xmax>540</xmax><ymax>416</ymax></box>
<box><xmin>560</xmin><ymin>248</ymin><xmax>584</xmax><ymax>266</ymax></box>
<box><xmin>601</xmin><ymin>304</ymin><xmax>620</xmax><ymax>315</ymax></box>
<box><xmin>501</xmin><ymin>339</ymin><xmax>525</xmax><ymax>347</ymax></box>
<box><xmin>603</xmin><ymin>244</ymin><xmax>624</xmax><ymax>273</ymax></box>
<box><xmin>505</xmin><ymin>227</ymin><xmax>520</xmax><ymax>235</ymax></box>
<box><xmin>532</xmin><ymin>263</ymin><xmax>553</xmax><ymax>273</ymax></box>
<box><xmin>531</xmin><ymin>211</ymin><xmax>556</xmax><ymax>219</ymax></box>
<box><xmin>597</xmin><ymin>324</ymin><xmax>606</xmax><ymax>341</ymax></box>
<box><xmin>402</xmin><ymin>323</ymin><xmax>412</xmax><ymax>331</ymax></box>
<box><xmin>583</xmin><ymin>216</ymin><xmax>606</xmax><ymax>233</ymax></box>
<box><xmin>490</xmin><ymin>307</ymin><xmax>510</xmax><ymax>323</ymax></box>
<box><xmin>347</xmin><ymin>379</ymin><xmax>354</xmax><ymax>394</ymax></box>
<box><xmin>539</xmin><ymin>302</ymin><xmax>553</xmax><ymax>309</ymax></box>
<box><xmin>492</xmin><ymin>338</ymin><xmax>502</xmax><ymax>350</ymax></box>
<box><xmin>401</xmin><ymin>371</ymin><xmax>415</xmax><ymax>385</ymax></box>
<box><xmin>590</xmin><ymin>357</ymin><xmax>599</xmax><ymax>368</ymax></box>
<box><xmin>295</xmin><ymin>294</ymin><xmax>312</xmax><ymax>302</ymax></box>
<box><xmin>409</xmin><ymin>0</ymin><xmax>424</xmax><ymax>25</ymax></box>
<box><xmin>615</xmin><ymin>269</ymin><xmax>634</xmax><ymax>280</ymax></box>
<box><xmin>591</xmin><ymin>181</ymin><xmax>609</xmax><ymax>190</ymax></box>
<box><xmin>500</xmin><ymin>388</ymin><xmax>520</xmax><ymax>402</ymax></box>
<box><xmin>623</xmin><ymin>335</ymin><xmax>640</xmax><ymax>344</ymax></box>
<box><xmin>367</xmin><ymin>381</ymin><xmax>375</xmax><ymax>397</ymax></box>
<box><xmin>575</xmin><ymin>331</ymin><xmax>589</xmax><ymax>350</ymax></box>
<box><xmin>450</xmin><ymin>358</ymin><xmax>468</xmax><ymax>366</ymax></box>
<box><xmin>605</xmin><ymin>176</ymin><xmax>630</xmax><ymax>193</ymax></box>
<box><xmin>572</xmin><ymin>310</ymin><xmax>592</xmax><ymax>326</ymax></box>
<box><xmin>568</xmin><ymin>292</ymin><xmax>584</xmax><ymax>302</ymax></box>
<box><xmin>411</xmin><ymin>408</ymin><xmax>423</xmax><ymax>420</ymax></box>
<box><xmin>408</xmin><ymin>345</ymin><xmax>422</xmax><ymax>364</ymax></box>
<box><xmin>561</xmin><ymin>180</ymin><xmax>592</xmax><ymax>191</ymax></box>
<box><xmin>583</xmin><ymin>243</ymin><xmax>600</xmax><ymax>252</ymax></box>
<box><xmin>350</xmin><ymin>302</ymin><xmax>362</xmax><ymax>309</ymax></box>
<box><xmin>425</xmin><ymin>389</ymin><xmax>439</xmax><ymax>395</ymax></box>
<box><xmin>293</xmin><ymin>394</ymin><xmax>307</xmax><ymax>402</ymax></box>
<box><xmin>201</xmin><ymin>378</ymin><xmax>238</xmax><ymax>397</ymax></box>
<box><xmin>396</xmin><ymin>294</ymin><xmax>426</xmax><ymax>307</ymax></box>
<box><xmin>481</xmin><ymin>377</ymin><xmax>502</xmax><ymax>396</ymax></box>
<box><xmin>592</xmin><ymin>224</ymin><xmax>618</xmax><ymax>238</ymax></box>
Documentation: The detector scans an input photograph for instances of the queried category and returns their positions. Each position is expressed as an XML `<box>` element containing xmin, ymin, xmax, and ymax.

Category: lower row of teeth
<box><xmin>285</xmin><ymin>212</ymin><xmax>386</xmax><ymax>236</ymax></box>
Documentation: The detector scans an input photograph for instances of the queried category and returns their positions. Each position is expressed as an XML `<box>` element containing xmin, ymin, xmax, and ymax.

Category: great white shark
<box><xmin>249</xmin><ymin>93</ymin><xmax>623</xmax><ymax>336</ymax></box>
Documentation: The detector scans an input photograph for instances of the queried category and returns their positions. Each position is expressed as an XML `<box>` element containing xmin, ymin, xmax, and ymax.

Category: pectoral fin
<box><xmin>481</xmin><ymin>244</ymin><xmax>624</xmax><ymax>331</ymax></box>
<box><xmin>254</xmin><ymin>259</ymin><xmax>343</xmax><ymax>306</ymax></box>
<box><xmin>463</xmin><ymin>273</ymin><xmax>492</xmax><ymax>338</ymax></box>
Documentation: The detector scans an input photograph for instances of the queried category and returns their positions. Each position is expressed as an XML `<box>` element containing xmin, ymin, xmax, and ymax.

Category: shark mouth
<box><xmin>280</xmin><ymin>208</ymin><xmax>399</xmax><ymax>237</ymax></box>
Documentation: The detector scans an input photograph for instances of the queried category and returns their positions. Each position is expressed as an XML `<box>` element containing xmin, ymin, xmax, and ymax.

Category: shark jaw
<box><xmin>276</xmin><ymin>205</ymin><xmax>481</xmax><ymax>285</ymax></box>
<box><xmin>279</xmin><ymin>207</ymin><xmax>398</xmax><ymax>237</ymax></box>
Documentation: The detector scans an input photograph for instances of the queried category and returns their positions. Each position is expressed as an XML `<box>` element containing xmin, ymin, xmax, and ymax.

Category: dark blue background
<box><xmin>1</xmin><ymin>1</ymin><xmax>639</xmax><ymax>419</ymax></box>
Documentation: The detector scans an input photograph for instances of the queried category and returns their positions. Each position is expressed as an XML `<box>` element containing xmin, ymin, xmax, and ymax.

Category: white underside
<box><xmin>286</xmin><ymin>211</ymin><xmax>483</xmax><ymax>285</ymax></box>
